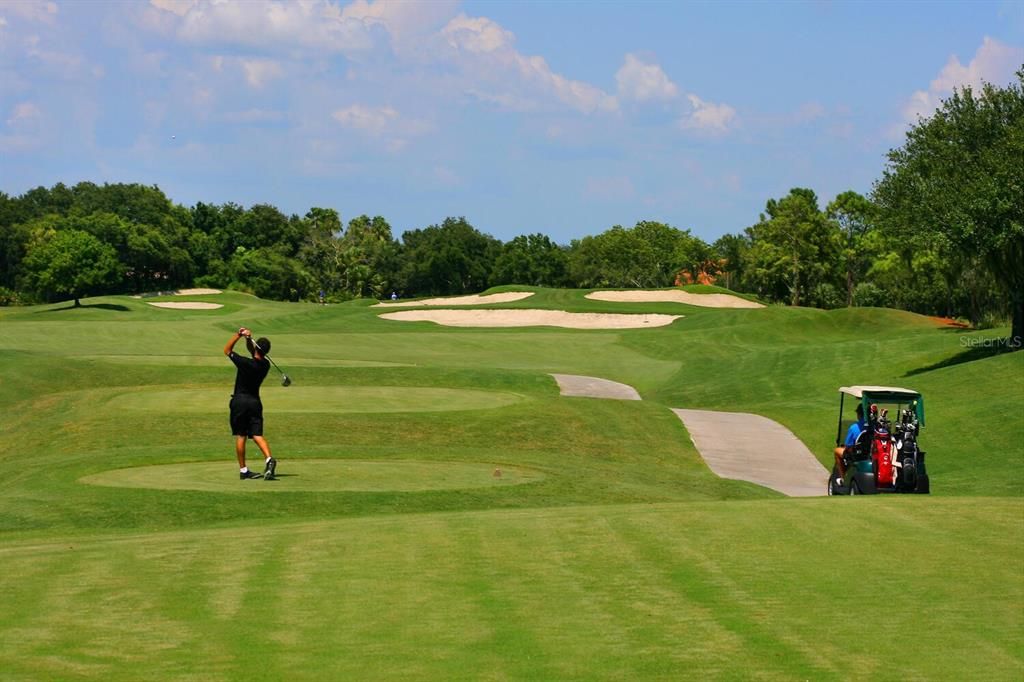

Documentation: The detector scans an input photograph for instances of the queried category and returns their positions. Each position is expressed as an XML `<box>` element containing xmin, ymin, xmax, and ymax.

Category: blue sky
<box><xmin>1</xmin><ymin>0</ymin><xmax>1021</xmax><ymax>244</ymax></box>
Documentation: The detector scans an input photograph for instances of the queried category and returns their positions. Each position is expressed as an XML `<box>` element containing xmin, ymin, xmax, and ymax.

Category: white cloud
<box><xmin>1</xmin><ymin>100</ymin><xmax>43</xmax><ymax>152</ymax></box>
<box><xmin>680</xmin><ymin>94</ymin><xmax>736</xmax><ymax>134</ymax></box>
<box><xmin>614</xmin><ymin>52</ymin><xmax>739</xmax><ymax>138</ymax></box>
<box><xmin>2</xmin><ymin>0</ymin><xmax>57</xmax><ymax>23</ymax></box>
<box><xmin>150</xmin><ymin>0</ymin><xmax>196</xmax><ymax>17</ymax></box>
<box><xmin>465</xmin><ymin>89</ymin><xmax>539</xmax><ymax>112</ymax></box>
<box><xmin>141</xmin><ymin>3</ymin><xmax>618</xmax><ymax>117</ymax></box>
<box><xmin>902</xmin><ymin>36</ymin><xmax>1024</xmax><ymax>123</ymax></box>
<box><xmin>332</xmin><ymin>103</ymin><xmax>431</xmax><ymax>151</ymax></box>
<box><xmin>443</xmin><ymin>14</ymin><xmax>514</xmax><ymax>53</ymax></box>
<box><xmin>441</xmin><ymin>13</ymin><xmax>618</xmax><ymax>115</ymax></box>
<box><xmin>616</xmin><ymin>53</ymin><xmax>679</xmax><ymax>102</ymax></box>
<box><xmin>7</xmin><ymin>101</ymin><xmax>41</xmax><ymax>127</ymax></box>
<box><xmin>340</xmin><ymin>0</ymin><xmax>457</xmax><ymax>44</ymax></box>
<box><xmin>240</xmin><ymin>58</ymin><xmax>283</xmax><ymax>88</ymax></box>
<box><xmin>150</xmin><ymin>0</ymin><xmax>383</xmax><ymax>54</ymax></box>
<box><xmin>23</xmin><ymin>34</ymin><xmax>84</xmax><ymax>78</ymax></box>
<box><xmin>333</xmin><ymin>103</ymin><xmax>400</xmax><ymax>134</ymax></box>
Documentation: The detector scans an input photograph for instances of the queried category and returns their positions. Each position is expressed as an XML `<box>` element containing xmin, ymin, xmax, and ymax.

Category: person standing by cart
<box><xmin>833</xmin><ymin>402</ymin><xmax>865</xmax><ymax>482</ymax></box>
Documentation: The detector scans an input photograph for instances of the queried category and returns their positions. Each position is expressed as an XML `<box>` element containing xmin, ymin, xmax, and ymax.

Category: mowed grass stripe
<box><xmin>1</xmin><ymin>498</ymin><xmax>1020</xmax><ymax>680</ymax></box>
<box><xmin>104</xmin><ymin>386</ymin><xmax>529</xmax><ymax>414</ymax></box>
<box><xmin>81</xmin><ymin>355</ymin><xmax>412</xmax><ymax>368</ymax></box>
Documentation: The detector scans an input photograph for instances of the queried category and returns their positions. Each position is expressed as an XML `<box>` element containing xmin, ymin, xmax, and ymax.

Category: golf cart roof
<box><xmin>840</xmin><ymin>386</ymin><xmax>921</xmax><ymax>400</ymax></box>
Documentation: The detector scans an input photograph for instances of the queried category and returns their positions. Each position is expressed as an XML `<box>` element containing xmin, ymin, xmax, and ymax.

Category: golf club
<box><xmin>242</xmin><ymin>332</ymin><xmax>292</xmax><ymax>386</ymax></box>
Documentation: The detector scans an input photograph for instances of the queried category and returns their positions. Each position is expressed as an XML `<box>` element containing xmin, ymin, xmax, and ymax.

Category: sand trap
<box><xmin>373</xmin><ymin>292</ymin><xmax>535</xmax><ymax>307</ymax></box>
<box><xmin>175</xmin><ymin>288</ymin><xmax>222</xmax><ymax>295</ymax></box>
<box><xmin>551</xmin><ymin>374</ymin><xmax>641</xmax><ymax>400</ymax></box>
<box><xmin>147</xmin><ymin>302</ymin><xmax>223</xmax><ymax>310</ymax></box>
<box><xmin>672</xmin><ymin>409</ymin><xmax>828</xmax><ymax>496</ymax></box>
<box><xmin>132</xmin><ymin>288</ymin><xmax>222</xmax><ymax>298</ymax></box>
<box><xmin>586</xmin><ymin>290</ymin><xmax>763</xmax><ymax>309</ymax></box>
<box><xmin>81</xmin><ymin>459</ymin><xmax>545</xmax><ymax>493</ymax></box>
<box><xmin>379</xmin><ymin>308</ymin><xmax>682</xmax><ymax>329</ymax></box>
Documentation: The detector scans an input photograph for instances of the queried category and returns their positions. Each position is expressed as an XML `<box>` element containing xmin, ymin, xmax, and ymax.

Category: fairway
<box><xmin>1</xmin><ymin>287</ymin><xmax>1021</xmax><ymax>680</ymax></box>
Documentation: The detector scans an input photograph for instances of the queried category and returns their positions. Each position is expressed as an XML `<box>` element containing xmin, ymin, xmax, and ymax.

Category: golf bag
<box><xmin>893</xmin><ymin>406</ymin><xmax>928</xmax><ymax>493</ymax></box>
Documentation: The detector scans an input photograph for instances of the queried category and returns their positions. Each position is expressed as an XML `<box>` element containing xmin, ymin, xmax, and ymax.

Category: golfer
<box><xmin>224</xmin><ymin>327</ymin><xmax>277</xmax><ymax>480</ymax></box>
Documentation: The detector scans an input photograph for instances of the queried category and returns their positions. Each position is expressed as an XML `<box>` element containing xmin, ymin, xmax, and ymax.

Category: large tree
<box><xmin>873</xmin><ymin>68</ymin><xmax>1024</xmax><ymax>345</ymax></box>
<box><xmin>493</xmin><ymin>233</ymin><xmax>567</xmax><ymax>287</ymax></box>
<box><xmin>20</xmin><ymin>229</ymin><xmax>121</xmax><ymax>306</ymax></box>
<box><xmin>826</xmin><ymin>190</ymin><xmax>875</xmax><ymax>307</ymax></box>
<box><xmin>744</xmin><ymin>188</ymin><xmax>840</xmax><ymax>306</ymax></box>
<box><xmin>400</xmin><ymin>217</ymin><xmax>500</xmax><ymax>296</ymax></box>
<box><xmin>566</xmin><ymin>221</ymin><xmax>698</xmax><ymax>289</ymax></box>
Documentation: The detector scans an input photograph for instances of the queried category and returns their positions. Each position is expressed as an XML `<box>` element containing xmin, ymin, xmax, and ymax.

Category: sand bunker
<box><xmin>175</xmin><ymin>288</ymin><xmax>222</xmax><ymax>295</ymax></box>
<box><xmin>379</xmin><ymin>308</ymin><xmax>682</xmax><ymax>329</ymax></box>
<box><xmin>147</xmin><ymin>302</ymin><xmax>223</xmax><ymax>310</ymax></box>
<box><xmin>586</xmin><ymin>290</ymin><xmax>763</xmax><ymax>309</ymax></box>
<box><xmin>132</xmin><ymin>288</ymin><xmax>222</xmax><ymax>298</ymax></box>
<box><xmin>373</xmin><ymin>292</ymin><xmax>535</xmax><ymax>308</ymax></box>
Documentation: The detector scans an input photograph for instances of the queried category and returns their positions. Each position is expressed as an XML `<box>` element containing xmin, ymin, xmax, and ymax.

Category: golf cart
<box><xmin>828</xmin><ymin>386</ymin><xmax>930</xmax><ymax>496</ymax></box>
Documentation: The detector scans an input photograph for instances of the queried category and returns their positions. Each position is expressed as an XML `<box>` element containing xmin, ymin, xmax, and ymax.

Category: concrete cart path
<box><xmin>550</xmin><ymin>374</ymin><xmax>642</xmax><ymax>401</ymax></box>
<box><xmin>672</xmin><ymin>409</ymin><xmax>828</xmax><ymax>497</ymax></box>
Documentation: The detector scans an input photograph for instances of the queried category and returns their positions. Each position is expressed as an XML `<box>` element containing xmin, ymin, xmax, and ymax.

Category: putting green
<box><xmin>106</xmin><ymin>386</ymin><xmax>527</xmax><ymax>413</ymax></box>
<box><xmin>80</xmin><ymin>459</ymin><xmax>546</xmax><ymax>492</ymax></box>
<box><xmin>81</xmin><ymin>355</ymin><xmax>412</xmax><ymax>368</ymax></box>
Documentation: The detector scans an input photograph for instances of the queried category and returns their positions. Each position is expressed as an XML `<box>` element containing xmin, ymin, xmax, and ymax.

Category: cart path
<box><xmin>550</xmin><ymin>374</ymin><xmax>642</xmax><ymax>401</ymax></box>
<box><xmin>672</xmin><ymin>409</ymin><xmax>828</xmax><ymax>497</ymax></box>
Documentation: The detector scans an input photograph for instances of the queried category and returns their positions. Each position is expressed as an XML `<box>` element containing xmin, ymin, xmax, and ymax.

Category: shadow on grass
<box><xmin>37</xmin><ymin>303</ymin><xmax>130</xmax><ymax>313</ymax></box>
<box><xmin>905</xmin><ymin>340</ymin><xmax>1021</xmax><ymax>376</ymax></box>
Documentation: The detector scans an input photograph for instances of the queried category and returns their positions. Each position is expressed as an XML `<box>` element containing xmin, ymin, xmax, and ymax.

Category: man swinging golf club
<box><xmin>224</xmin><ymin>327</ymin><xmax>277</xmax><ymax>480</ymax></box>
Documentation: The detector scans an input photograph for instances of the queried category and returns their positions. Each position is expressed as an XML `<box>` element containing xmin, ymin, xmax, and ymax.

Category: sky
<box><xmin>1</xmin><ymin>0</ymin><xmax>1022</xmax><ymax>245</ymax></box>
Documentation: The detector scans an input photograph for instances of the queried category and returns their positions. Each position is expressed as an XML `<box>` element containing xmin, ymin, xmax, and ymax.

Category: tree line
<box><xmin>0</xmin><ymin>180</ymin><xmax>748</xmax><ymax>306</ymax></box>
<box><xmin>1</xmin><ymin>70</ymin><xmax>1019</xmax><ymax>342</ymax></box>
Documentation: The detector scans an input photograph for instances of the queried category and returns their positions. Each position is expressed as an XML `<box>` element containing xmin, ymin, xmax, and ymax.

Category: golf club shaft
<box><xmin>240</xmin><ymin>332</ymin><xmax>289</xmax><ymax>379</ymax></box>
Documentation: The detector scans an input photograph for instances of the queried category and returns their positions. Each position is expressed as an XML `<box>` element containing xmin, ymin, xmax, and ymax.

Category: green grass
<box><xmin>0</xmin><ymin>287</ymin><xmax>1021</xmax><ymax>680</ymax></box>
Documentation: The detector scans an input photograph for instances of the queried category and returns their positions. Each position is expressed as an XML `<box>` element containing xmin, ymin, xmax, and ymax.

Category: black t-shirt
<box><xmin>229</xmin><ymin>352</ymin><xmax>270</xmax><ymax>399</ymax></box>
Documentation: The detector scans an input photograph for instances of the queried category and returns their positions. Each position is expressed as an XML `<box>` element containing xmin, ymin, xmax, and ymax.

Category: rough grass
<box><xmin>0</xmin><ymin>287</ymin><xmax>1021</xmax><ymax>680</ymax></box>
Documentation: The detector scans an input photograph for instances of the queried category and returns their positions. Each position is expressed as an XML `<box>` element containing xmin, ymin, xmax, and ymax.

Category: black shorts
<box><xmin>229</xmin><ymin>395</ymin><xmax>264</xmax><ymax>438</ymax></box>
